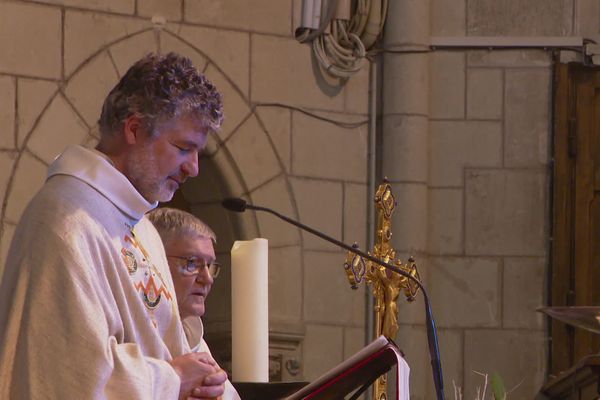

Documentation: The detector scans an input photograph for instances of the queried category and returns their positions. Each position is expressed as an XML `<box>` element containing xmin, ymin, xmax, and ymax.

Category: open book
<box><xmin>284</xmin><ymin>335</ymin><xmax>409</xmax><ymax>400</ymax></box>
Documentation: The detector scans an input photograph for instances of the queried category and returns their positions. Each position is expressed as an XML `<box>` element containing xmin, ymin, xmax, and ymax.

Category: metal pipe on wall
<box><xmin>364</xmin><ymin>56</ymin><xmax>379</xmax><ymax>400</ymax></box>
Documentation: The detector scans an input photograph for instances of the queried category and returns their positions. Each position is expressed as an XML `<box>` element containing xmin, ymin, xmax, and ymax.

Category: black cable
<box><xmin>371</xmin><ymin>45</ymin><xmax>586</xmax><ymax>55</ymax></box>
<box><xmin>253</xmin><ymin>102</ymin><xmax>369</xmax><ymax>129</ymax></box>
<box><xmin>224</xmin><ymin>199</ymin><xmax>446</xmax><ymax>400</ymax></box>
<box><xmin>348</xmin><ymin>379</ymin><xmax>375</xmax><ymax>400</ymax></box>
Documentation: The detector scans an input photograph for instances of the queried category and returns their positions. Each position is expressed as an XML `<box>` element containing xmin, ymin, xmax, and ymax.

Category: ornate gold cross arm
<box><xmin>342</xmin><ymin>180</ymin><xmax>421</xmax><ymax>400</ymax></box>
<box><xmin>343</xmin><ymin>181</ymin><xmax>421</xmax><ymax>332</ymax></box>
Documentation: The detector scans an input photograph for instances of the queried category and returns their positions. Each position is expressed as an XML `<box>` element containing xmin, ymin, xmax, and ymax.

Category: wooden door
<box><xmin>553</xmin><ymin>63</ymin><xmax>600</xmax><ymax>374</ymax></box>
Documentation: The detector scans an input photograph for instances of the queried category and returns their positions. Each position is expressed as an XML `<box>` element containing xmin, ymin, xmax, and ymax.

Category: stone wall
<box><xmin>1</xmin><ymin>0</ymin><xmax>598</xmax><ymax>398</ymax></box>
<box><xmin>381</xmin><ymin>0</ymin><xmax>600</xmax><ymax>399</ymax></box>
<box><xmin>426</xmin><ymin>51</ymin><xmax>550</xmax><ymax>399</ymax></box>
<box><xmin>0</xmin><ymin>0</ymin><xmax>369</xmax><ymax>384</ymax></box>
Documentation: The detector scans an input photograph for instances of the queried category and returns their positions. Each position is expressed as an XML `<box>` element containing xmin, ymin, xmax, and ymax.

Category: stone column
<box><xmin>382</xmin><ymin>0</ymin><xmax>430</xmax><ymax>252</ymax></box>
<box><xmin>381</xmin><ymin>0</ymin><xmax>431</xmax><ymax>397</ymax></box>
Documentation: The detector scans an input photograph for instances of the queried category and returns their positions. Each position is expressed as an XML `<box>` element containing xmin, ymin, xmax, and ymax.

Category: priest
<box><xmin>0</xmin><ymin>53</ymin><xmax>226</xmax><ymax>399</ymax></box>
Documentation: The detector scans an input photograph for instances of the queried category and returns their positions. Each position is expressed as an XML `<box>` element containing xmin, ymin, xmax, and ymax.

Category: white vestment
<box><xmin>183</xmin><ymin>316</ymin><xmax>241</xmax><ymax>400</ymax></box>
<box><xmin>0</xmin><ymin>145</ymin><xmax>189</xmax><ymax>399</ymax></box>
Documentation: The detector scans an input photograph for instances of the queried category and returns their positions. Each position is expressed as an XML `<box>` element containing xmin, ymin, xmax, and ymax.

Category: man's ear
<box><xmin>123</xmin><ymin>115</ymin><xmax>143</xmax><ymax>145</ymax></box>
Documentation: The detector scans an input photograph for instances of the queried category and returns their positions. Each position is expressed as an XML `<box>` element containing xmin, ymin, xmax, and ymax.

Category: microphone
<box><xmin>222</xmin><ymin>197</ymin><xmax>247</xmax><ymax>212</ymax></box>
<box><xmin>222</xmin><ymin>197</ymin><xmax>445</xmax><ymax>400</ymax></box>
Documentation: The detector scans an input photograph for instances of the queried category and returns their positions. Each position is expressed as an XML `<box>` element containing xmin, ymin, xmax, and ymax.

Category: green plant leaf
<box><xmin>490</xmin><ymin>373</ymin><xmax>506</xmax><ymax>400</ymax></box>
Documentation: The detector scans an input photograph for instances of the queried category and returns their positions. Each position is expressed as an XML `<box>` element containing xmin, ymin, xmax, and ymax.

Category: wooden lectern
<box><xmin>539</xmin><ymin>355</ymin><xmax>600</xmax><ymax>400</ymax></box>
<box><xmin>538</xmin><ymin>307</ymin><xmax>600</xmax><ymax>399</ymax></box>
<box><xmin>233</xmin><ymin>336</ymin><xmax>410</xmax><ymax>400</ymax></box>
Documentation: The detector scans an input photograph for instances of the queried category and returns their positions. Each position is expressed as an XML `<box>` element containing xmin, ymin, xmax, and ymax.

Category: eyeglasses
<box><xmin>167</xmin><ymin>255</ymin><xmax>221</xmax><ymax>278</ymax></box>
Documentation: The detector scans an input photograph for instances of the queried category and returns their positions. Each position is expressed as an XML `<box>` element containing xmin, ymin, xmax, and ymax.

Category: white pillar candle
<box><xmin>231</xmin><ymin>238</ymin><xmax>269</xmax><ymax>382</ymax></box>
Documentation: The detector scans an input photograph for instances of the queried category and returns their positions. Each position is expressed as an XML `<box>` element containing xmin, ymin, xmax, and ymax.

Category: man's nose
<box><xmin>196</xmin><ymin>266</ymin><xmax>214</xmax><ymax>285</ymax></box>
<box><xmin>182</xmin><ymin>152</ymin><xmax>199</xmax><ymax>178</ymax></box>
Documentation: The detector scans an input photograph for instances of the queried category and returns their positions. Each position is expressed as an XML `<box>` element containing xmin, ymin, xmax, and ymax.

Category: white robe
<box><xmin>183</xmin><ymin>317</ymin><xmax>241</xmax><ymax>400</ymax></box>
<box><xmin>0</xmin><ymin>145</ymin><xmax>189</xmax><ymax>399</ymax></box>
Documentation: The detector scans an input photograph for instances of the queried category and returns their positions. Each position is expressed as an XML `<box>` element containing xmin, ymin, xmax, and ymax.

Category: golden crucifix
<box><xmin>343</xmin><ymin>180</ymin><xmax>420</xmax><ymax>400</ymax></box>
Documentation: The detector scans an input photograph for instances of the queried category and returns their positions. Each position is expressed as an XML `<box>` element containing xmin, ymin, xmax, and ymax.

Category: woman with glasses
<box><xmin>149</xmin><ymin>207</ymin><xmax>240</xmax><ymax>400</ymax></box>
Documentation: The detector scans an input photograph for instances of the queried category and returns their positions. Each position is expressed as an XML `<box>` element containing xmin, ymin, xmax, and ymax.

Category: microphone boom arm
<box><xmin>224</xmin><ymin>199</ymin><xmax>445</xmax><ymax>400</ymax></box>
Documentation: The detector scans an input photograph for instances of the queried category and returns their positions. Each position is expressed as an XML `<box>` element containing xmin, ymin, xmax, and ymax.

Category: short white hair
<box><xmin>147</xmin><ymin>207</ymin><xmax>216</xmax><ymax>244</ymax></box>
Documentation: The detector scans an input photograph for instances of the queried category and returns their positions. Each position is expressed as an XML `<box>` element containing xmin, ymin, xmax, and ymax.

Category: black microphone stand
<box><xmin>222</xmin><ymin>199</ymin><xmax>445</xmax><ymax>400</ymax></box>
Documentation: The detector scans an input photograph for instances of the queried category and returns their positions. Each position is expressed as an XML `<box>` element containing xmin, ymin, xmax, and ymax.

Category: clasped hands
<box><xmin>170</xmin><ymin>352</ymin><xmax>227</xmax><ymax>400</ymax></box>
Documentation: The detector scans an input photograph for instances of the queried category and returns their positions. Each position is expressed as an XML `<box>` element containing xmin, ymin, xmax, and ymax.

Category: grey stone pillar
<box><xmin>382</xmin><ymin>0</ymin><xmax>431</xmax><ymax>398</ymax></box>
<box><xmin>382</xmin><ymin>0</ymin><xmax>430</xmax><ymax>252</ymax></box>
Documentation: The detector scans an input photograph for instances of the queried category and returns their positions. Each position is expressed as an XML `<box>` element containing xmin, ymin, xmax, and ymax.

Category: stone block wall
<box><xmin>1</xmin><ymin>0</ymin><xmax>596</xmax><ymax>398</ymax></box>
<box><xmin>0</xmin><ymin>0</ymin><xmax>370</xmax><ymax>385</ymax></box>
<box><xmin>426</xmin><ymin>36</ymin><xmax>551</xmax><ymax>400</ymax></box>
<box><xmin>381</xmin><ymin>0</ymin><xmax>599</xmax><ymax>398</ymax></box>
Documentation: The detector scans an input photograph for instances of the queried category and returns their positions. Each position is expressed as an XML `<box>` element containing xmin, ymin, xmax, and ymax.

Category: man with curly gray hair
<box><xmin>0</xmin><ymin>53</ymin><xmax>225</xmax><ymax>399</ymax></box>
<box><xmin>97</xmin><ymin>52</ymin><xmax>223</xmax><ymax>204</ymax></box>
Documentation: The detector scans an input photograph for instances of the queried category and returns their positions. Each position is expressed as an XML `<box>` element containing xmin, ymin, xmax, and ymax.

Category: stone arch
<box><xmin>1</xmin><ymin>26</ymin><xmax>301</xmax><ymax>264</ymax></box>
<box><xmin>0</xmin><ymin>27</ymin><xmax>302</xmax><ymax>376</ymax></box>
<box><xmin>0</xmin><ymin>24</ymin><xmax>305</xmax><ymax>374</ymax></box>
